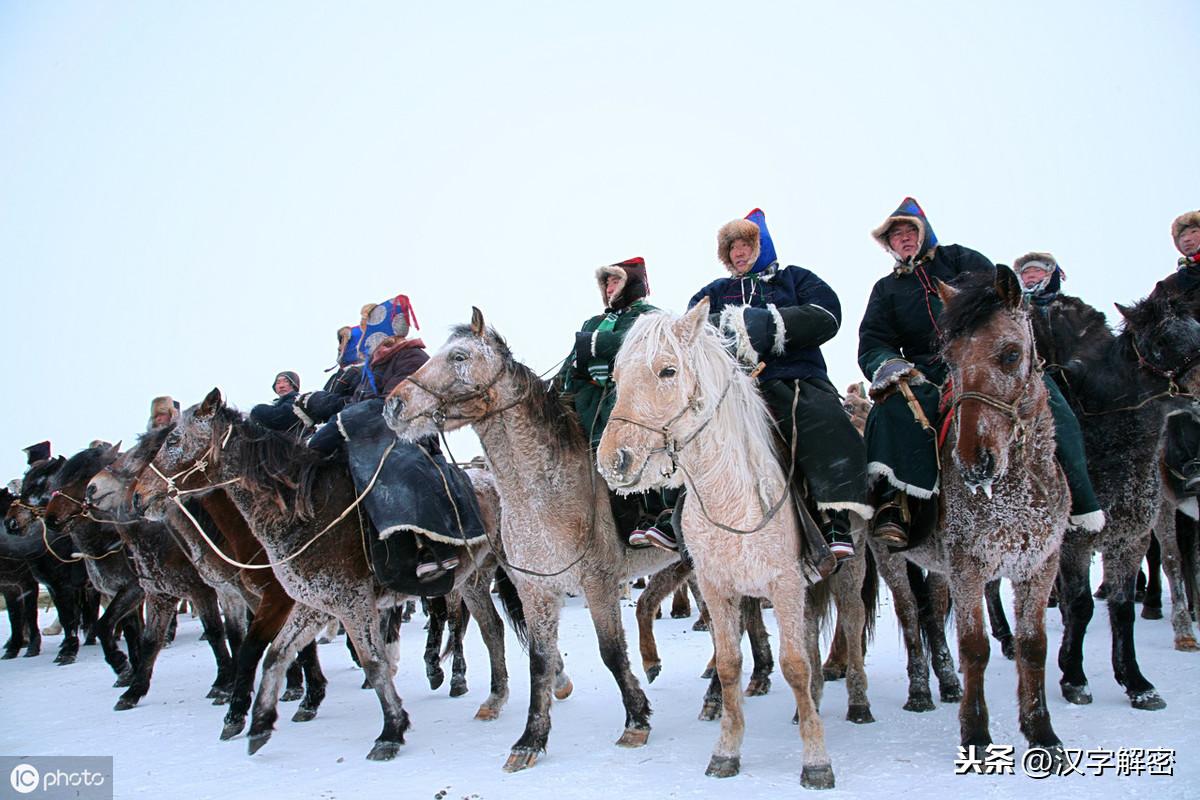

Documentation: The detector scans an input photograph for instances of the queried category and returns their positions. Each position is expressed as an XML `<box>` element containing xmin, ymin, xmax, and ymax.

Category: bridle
<box><xmin>145</xmin><ymin>422</ymin><xmax>239</xmax><ymax>502</ymax></box>
<box><xmin>1130</xmin><ymin>335</ymin><xmax>1200</xmax><ymax>396</ymax></box>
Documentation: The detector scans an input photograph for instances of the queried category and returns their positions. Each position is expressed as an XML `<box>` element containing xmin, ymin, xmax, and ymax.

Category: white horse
<box><xmin>596</xmin><ymin>298</ymin><xmax>834</xmax><ymax>788</ymax></box>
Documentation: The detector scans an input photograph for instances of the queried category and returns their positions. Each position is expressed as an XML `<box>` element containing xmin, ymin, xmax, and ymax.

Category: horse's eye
<box><xmin>452</xmin><ymin>351</ymin><xmax>468</xmax><ymax>363</ymax></box>
<box><xmin>1001</xmin><ymin>348</ymin><xmax>1021</xmax><ymax>366</ymax></box>
<box><xmin>658</xmin><ymin>366</ymin><xmax>677</xmax><ymax>379</ymax></box>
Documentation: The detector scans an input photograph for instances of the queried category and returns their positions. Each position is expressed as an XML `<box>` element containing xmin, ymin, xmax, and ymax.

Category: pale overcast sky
<box><xmin>1</xmin><ymin>1</ymin><xmax>1197</xmax><ymax>480</ymax></box>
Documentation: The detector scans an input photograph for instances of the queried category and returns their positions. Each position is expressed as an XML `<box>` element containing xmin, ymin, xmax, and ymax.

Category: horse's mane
<box><xmin>621</xmin><ymin>312</ymin><xmax>780</xmax><ymax>480</ymax></box>
<box><xmin>21</xmin><ymin>457</ymin><xmax>65</xmax><ymax>499</ymax></box>
<box><xmin>51</xmin><ymin>445</ymin><xmax>115</xmax><ymax>492</ymax></box>
<box><xmin>449</xmin><ymin>325</ymin><xmax>586</xmax><ymax>455</ymax></box>
<box><xmin>215</xmin><ymin>404</ymin><xmax>333</xmax><ymax>521</ymax></box>
<box><xmin>937</xmin><ymin>270</ymin><xmax>1015</xmax><ymax>347</ymax></box>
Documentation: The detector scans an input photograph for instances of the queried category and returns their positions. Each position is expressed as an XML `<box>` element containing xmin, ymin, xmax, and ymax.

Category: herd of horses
<box><xmin>3</xmin><ymin>265</ymin><xmax>1199</xmax><ymax>787</ymax></box>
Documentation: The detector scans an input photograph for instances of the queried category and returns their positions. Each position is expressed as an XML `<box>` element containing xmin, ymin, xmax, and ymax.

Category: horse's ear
<box><xmin>1114</xmin><ymin>302</ymin><xmax>1133</xmax><ymax>323</ymax></box>
<box><xmin>109</xmin><ymin>441</ymin><xmax>122</xmax><ymax>456</ymax></box>
<box><xmin>470</xmin><ymin>307</ymin><xmax>485</xmax><ymax>338</ymax></box>
<box><xmin>676</xmin><ymin>298</ymin><xmax>710</xmax><ymax>346</ymax></box>
<box><xmin>995</xmin><ymin>264</ymin><xmax>1023</xmax><ymax>310</ymax></box>
<box><xmin>934</xmin><ymin>278</ymin><xmax>959</xmax><ymax>306</ymax></box>
<box><xmin>199</xmin><ymin>388</ymin><xmax>223</xmax><ymax>417</ymax></box>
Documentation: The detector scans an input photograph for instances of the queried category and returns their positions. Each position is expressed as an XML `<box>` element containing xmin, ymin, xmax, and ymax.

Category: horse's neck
<box><xmin>475</xmin><ymin>405</ymin><xmax>591</xmax><ymax>498</ymax></box>
<box><xmin>198</xmin><ymin>490</ymin><xmax>258</xmax><ymax>561</ymax></box>
<box><xmin>683</xmin><ymin>405</ymin><xmax>785</xmax><ymax>525</ymax></box>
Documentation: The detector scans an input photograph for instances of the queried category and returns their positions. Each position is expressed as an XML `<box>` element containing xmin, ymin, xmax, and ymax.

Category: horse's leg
<box><xmin>690</xmin><ymin>574</ymin><xmax>710</xmax><ymax>632</ymax></box>
<box><xmin>875</xmin><ymin>549</ymin><xmax>934</xmax><ymax>711</ymax></box>
<box><xmin>459</xmin><ymin>573</ymin><xmax>509</xmax><ymax>720</ymax></box>
<box><xmin>349</xmin><ymin>605</ymin><xmax>411</xmax><ymax>761</ymax></box>
<box><xmin>744</xmin><ymin>597</ymin><xmax>774</xmax><ymax>696</ymax></box>
<box><xmin>921</xmin><ymin>572</ymin><xmax>962</xmax><ymax>703</ymax></box>
<box><xmin>504</xmin><ymin>587</ymin><xmax>560</xmax><ymax>772</ymax></box>
<box><xmin>703</xmin><ymin>590</ymin><xmax>747</xmax><ymax>778</ymax></box>
<box><xmin>222</xmin><ymin>587</ymin><xmax>297</xmax><ymax>739</ymax></box>
<box><xmin>823</xmin><ymin>626</ymin><xmax>848</xmax><ymax>681</ymax></box>
<box><xmin>671</xmin><ymin>584</ymin><xmax>692</xmax><ymax>618</ymax></box>
<box><xmin>773</xmin><ymin>576</ymin><xmax>835</xmax><ymax>789</ymax></box>
<box><xmin>291</xmin><ymin>640</ymin><xmax>327</xmax><ymax>722</ymax></box>
<box><xmin>247</xmin><ymin>606</ymin><xmax>328</xmax><ymax>755</ymax></box>
<box><xmin>22</xmin><ymin>585</ymin><xmax>42</xmax><ymax>657</ymax></box>
<box><xmin>1143</xmin><ymin>532</ymin><xmax>1164</xmax><ymax>619</ymax></box>
<box><xmin>1154</xmin><ymin>510</ymin><xmax>1199</xmax><ymax>649</ymax></box>
<box><xmin>115</xmin><ymin>593</ymin><xmax>176</xmax><ymax>710</ymax></box>
<box><xmin>45</xmin><ymin>580</ymin><xmax>80</xmax><ymax>665</ymax></box>
<box><xmin>580</xmin><ymin>573</ymin><xmax>652</xmax><ymax>748</ymax></box>
<box><xmin>424</xmin><ymin>595</ymin><xmax>449</xmax><ymax>690</ymax></box>
<box><xmin>832</xmin><ymin>555</ymin><xmax>873</xmax><ymax>723</ymax></box>
<box><xmin>636</xmin><ymin>560</ymin><xmax>690</xmax><ymax>683</ymax></box>
<box><xmin>97</xmin><ymin>582</ymin><xmax>144</xmax><ymax>685</ymax></box>
<box><xmin>1056</xmin><ymin>537</ymin><xmax>1095</xmax><ymax>704</ymax></box>
<box><xmin>192</xmin><ymin>585</ymin><xmax>236</xmax><ymax>704</ymax></box>
<box><xmin>984</xmin><ymin>578</ymin><xmax>1015</xmax><ymax>661</ymax></box>
<box><xmin>448</xmin><ymin>598</ymin><xmax>470</xmax><ymax>697</ymax></box>
<box><xmin>948</xmin><ymin>564</ymin><xmax>991</xmax><ymax>748</ymax></box>
<box><xmin>81</xmin><ymin>584</ymin><xmax>101</xmax><ymax>646</ymax></box>
<box><xmin>1103</xmin><ymin>544</ymin><xmax>1165</xmax><ymax>709</ymax></box>
<box><xmin>1011</xmin><ymin>557</ymin><xmax>1062</xmax><ymax>752</ymax></box>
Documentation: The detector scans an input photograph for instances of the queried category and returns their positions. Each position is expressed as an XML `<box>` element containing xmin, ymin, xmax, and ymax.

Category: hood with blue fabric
<box><xmin>871</xmin><ymin>196</ymin><xmax>939</xmax><ymax>271</ymax></box>
<box><xmin>717</xmin><ymin>207</ymin><xmax>778</xmax><ymax>276</ymax></box>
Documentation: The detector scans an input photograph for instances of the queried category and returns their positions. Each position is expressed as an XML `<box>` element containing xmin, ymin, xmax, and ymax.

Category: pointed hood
<box><xmin>594</xmin><ymin>257</ymin><xmax>649</xmax><ymax>311</ymax></box>
<box><xmin>871</xmin><ymin>197</ymin><xmax>939</xmax><ymax>268</ymax></box>
<box><xmin>717</xmin><ymin>208</ymin><xmax>778</xmax><ymax>276</ymax></box>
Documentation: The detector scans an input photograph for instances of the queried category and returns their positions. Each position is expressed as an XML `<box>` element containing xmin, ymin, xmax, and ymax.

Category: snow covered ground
<box><xmin>3</xmin><ymin>572</ymin><xmax>1197</xmax><ymax>800</ymax></box>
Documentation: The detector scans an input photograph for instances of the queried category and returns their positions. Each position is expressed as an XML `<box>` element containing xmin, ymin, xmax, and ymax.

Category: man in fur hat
<box><xmin>690</xmin><ymin>209</ymin><xmax>870</xmax><ymax>569</ymax></box>
<box><xmin>559</xmin><ymin>257</ymin><xmax>678</xmax><ymax>549</ymax></box>
<box><xmin>1150</xmin><ymin>210</ymin><xmax>1200</xmax><ymax>301</ymax></box>
<box><xmin>249</xmin><ymin>370</ymin><xmax>303</xmax><ymax>432</ymax></box>
<box><xmin>147</xmin><ymin>396</ymin><xmax>180</xmax><ymax>430</ymax></box>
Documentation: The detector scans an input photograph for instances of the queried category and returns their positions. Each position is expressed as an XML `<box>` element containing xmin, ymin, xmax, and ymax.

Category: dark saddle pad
<box><xmin>335</xmin><ymin>399</ymin><xmax>486</xmax><ymax>596</ymax></box>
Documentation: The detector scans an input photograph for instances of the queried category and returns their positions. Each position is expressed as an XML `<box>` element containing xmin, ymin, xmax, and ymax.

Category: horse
<box><xmin>123</xmin><ymin>390</ymin><xmax>511</xmax><ymax>760</ymax></box>
<box><xmin>892</xmin><ymin>266</ymin><xmax>1070</xmax><ymax>753</ymax></box>
<box><xmin>593</xmin><ymin>299</ymin><xmax>834</xmax><ymax>786</ymax></box>
<box><xmin>88</xmin><ymin>425</ymin><xmax>329</xmax><ymax>739</ymax></box>
<box><xmin>1028</xmin><ymin>291</ymin><xmax>1200</xmax><ymax>707</ymax></box>
<box><xmin>383</xmin><ymin>309</ymin><xmax>679</xmax><ymax>772</ymax></box>
<box><xmin>0</xmin><ymin>488</ymin><xmax>42</xmax><ymax>659</ymax></box>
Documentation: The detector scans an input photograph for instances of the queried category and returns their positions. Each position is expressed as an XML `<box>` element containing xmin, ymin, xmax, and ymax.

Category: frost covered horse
<box><xmin>596</xmin><ymin>299</ymin><xmax>834</xmax><ymax>786</ymax></box>
<box><xmin>122</xmin><ymin>390</ymin><xmax>511</xmax><ymax>760</ymax></box>
<box><xmin>893</xmin><ymin>266</ymin><xmax>1069</xmax><ymax>752</ymax></box>
<box><xmin>383</xmin><ymin>309</ymin><xmax>679</xmax><ymax>772</ymax></box>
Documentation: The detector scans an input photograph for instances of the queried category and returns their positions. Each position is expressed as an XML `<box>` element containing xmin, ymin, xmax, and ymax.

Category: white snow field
<box><xmin>2</xmin><ymin>572</ymin><xmax>1197</xmax><ymax>800</ymax></box>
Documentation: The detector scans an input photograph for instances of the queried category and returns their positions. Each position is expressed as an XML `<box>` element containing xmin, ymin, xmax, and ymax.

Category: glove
<box><xmin>868</xmin><ymin>358</ymin><xmax>925</xmax><ymax>401</ymax></box>
<box><xmin>574</xmin><ymin>331</ymin><xmax>594</xmax><ymax>373</ymax></box>
<box><xmin>718</xmin><ymin>306</ymin><xmax>782</xmax><ymax>366</ymax></box>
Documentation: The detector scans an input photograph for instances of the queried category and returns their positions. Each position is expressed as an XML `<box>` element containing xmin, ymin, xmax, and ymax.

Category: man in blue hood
<box><xmin>690</xmin><ymin>209</ymin><xmax>871</xmax><ymax>571</ymax></box>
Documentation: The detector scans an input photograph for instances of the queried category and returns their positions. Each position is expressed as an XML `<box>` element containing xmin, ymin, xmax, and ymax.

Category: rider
<box><xmin>1149</xmin><ymin>211</ymin><xmax>1200</xmax><ymax>495</ymax></box>
<box><xmin>148</xmin><ymin>396</ymin><xmax>180</xmax><ymax>429</ymax></box>
<box><xmin>558</xmin><ymin>257</ymin><xmax>678</xmax><ymax>549</ymax></box>
<box><xmin>21</xmin><ymin>441</ymin><xmax>51</xmax><ymax>467</ymax></box>
<box><xmin>690</xmin><ymin>209</ymin><xmax>870</xmax><ymax>566</ymax></box>
<box><xmin>249</xmin><ymin>371</ymin><xmax>302</xmax><ymax>432</ymax></box>
<box><xmin>293</xmin><ymin>327</ymin><xmax>366</xmax><ymax>427</ymax></box>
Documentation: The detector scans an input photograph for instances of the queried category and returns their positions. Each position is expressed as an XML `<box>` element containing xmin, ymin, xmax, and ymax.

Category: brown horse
<box><xmin>122</xmin><ymin>390</ymin><xmax>510</xmax><ymax>760</ymax></box>
<box><xmin>383</xmin><ymin>309</ymin><xmax>679</xmax><ymax>772</ymax></box>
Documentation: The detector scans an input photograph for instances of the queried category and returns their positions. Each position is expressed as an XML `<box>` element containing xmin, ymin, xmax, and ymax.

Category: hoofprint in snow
<box><xmin>2</xmin><ymin>573</ymin><xmax>1196</xmax><ymax>800</ymax></box>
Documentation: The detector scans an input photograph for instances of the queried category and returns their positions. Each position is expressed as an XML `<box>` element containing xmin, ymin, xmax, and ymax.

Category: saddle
<box><xmin>335</xmin><ymin>399</ymin><xmax>487</xmax><ymax>596</ymax></box>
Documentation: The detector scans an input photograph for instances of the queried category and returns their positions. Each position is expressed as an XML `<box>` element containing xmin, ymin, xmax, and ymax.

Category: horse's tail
<box><xmin>493</xmin><ymin>566</ymin><xmax>528</xmax><ymax>650</ymax></box>
<box><xmin>861</xmin><ymin>545</ymin><xmax>879</xmax><ymax>645</ymax></box>
<box><xmin>807</xmin><ymin>572</ymin><xmax>835</xmax><ymax>632</ymax></box>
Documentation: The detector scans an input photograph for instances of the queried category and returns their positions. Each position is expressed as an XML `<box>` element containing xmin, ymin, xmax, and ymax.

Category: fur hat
<box><xmin>148</xmin><ymin>395</ymin><xmax>180</xmax><ymax>429</ymax></box>
<box><xmin>871</xmin><ymin>197</ymin><xmax>939</xmax><ymax>267</ymax></box>
<box><xmin>717</xmin><ymin>218</ymin><xmax>761</xmax><ymax>274</ymax></box>
<box><xmin>594</xmin><ymin>257</ymin><xmax>650</xmax><ymax>311</ymax></box>
<box><xmin>22</xmin><ymin>441</ymin><xmax>51</xmax><ymax>466</ymax></box>
<box><xmin>1013</xmin><ymin>251</ymin><xmax>1058</xmax><ymax>275</ymax></box>
<box><xmin>273</xmin><ymin>371</ymin><xmax>300</xmax><ymax>394</ymax></box>
<box><xmin>1171</xmin><ymin>210</ymin><xmax>1200</xmax><ymax>255</ymax></box>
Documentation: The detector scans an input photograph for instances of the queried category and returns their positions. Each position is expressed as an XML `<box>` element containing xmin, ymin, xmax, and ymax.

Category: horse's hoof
<box><xmin>822</xmin><ymin>665</ymin><xmax>846</xmax><ymax>682</ymax></box>
<box><xmin>449</xmin><ymin>679</ymin><xmax>468</xmax><ymax>698</ymax></box>
<box><xmin>427</xmin><ymin>667</ymin><xmax>445</xmax><ymax>691</ymax></box>
<box><xmin>698</xmin><ymin>700</ymin><xmax>722</xmax><ymax>721</ymax></box>
<box><xmin>1141</xmin><ymin>605</ymin><xmax>1163</xmax><ymax>620</ymax></box>
<box><xmin>220</xmin><ymin>716</ymin><xmax>245</xmax><ymax>740</ymax></box>
<box><xmin>209</xmin><ymin>689</ymin><xmax>231</xmax><ymax>706</ymax></box>
<box><xmin>801</xmin><ymin>763</ymin><xmax>836</xmax><ymax>790</ymax></box>
<box><xmin>671</xmin><ymin>609</ymin><xmax>691</xmax><ymax>619</ymax></box>
<box><xmin>692</xmin><ymin>619</ymin><xmax>709</xmax><ymax>633</ymax></box>
<box><xmin>503</xmin><ymin>748</ymin><xmax>539</xmax><ymax>772</ymax></box>
<box><xmin>1129</xmin><ymin>690</ymin><xmax>1166</xmax><ymax>710</ymax></box>
<box><xmin>1</xmin><ymin>650</ymin><xmax>17</xmax><ymax>660</ymax></box>
<box><xmin>792</xmin><ymin>710</ymin><xmax>799</xmax><ymax>725</ymax></box>
<box><xmin>903</xmin><ymin>694</ymin><xmax>935</xmax><ymax>712</ymax></box>
<box><xmin>940</xmin><ymin>685</ymin><xmax>963</xmax><ymax>703</ymax></box>
<box><xmin>553</xmin><ymin>676</ymin><xmax>573</xmax><ymax>701</ymax></box>
<box><xmin>705</xmin><ymin>755</ymin><xmax>740</xmax><ymax>778</ymax></box>
<box><xmin>846</xmin><ymin>704</ymin><xmax>875</xmax><ymax>724</ymax></box>
<box><xmin>291</xmin><ymin>706</ymin><xmax>318</xmax><ymax>723</ymax></box>
<box><xmin>999</xmin><ymin>638</ymin><xmax>1016</xmax><ymax>661</ymax></box>
<box><xmin>616</xmin><ymin>727</ymin><xmax>649</xmax><ymax>748</ymax></box>
<box><xmin>700</xmin><ymin>666</ymin><xmax>715</xmax><ymax>680</ymax></box>
<box><xmin>744</xmin><ymin>676</ymin><xmax>771</xmax><ymax>697</ymax></box>
<box><xmin>247</xmin><ymin>733</ymin><xmax>271</xmax><ymax>756</ymax></box>
<box><xmin>54</xmin><ymin>654</ymin><xmax>76</xmax><ymax>666</ymax></box>
<box><xmin>361</xmin><ymin>677</ymin><xmax>372</xmax><ymax>690</ymax></box>
<box><xmin>1174</xmin><ymin>636</ymin><xmax>1200</xmax><ymax>652</ymax></box>
<box><xmin>645</xmin><ymin>663</ymin><xmax>661</xmax><ymax>684</ymax></box>
<box><xmin>1061</xmin><ymin>683</ymin><xmax>1092</xmax><ymax>705</ymax></box>
<box><xmin>113</xmin><ymin>696</ymin><xmax>138</xmax><ymax>711</ymax></box>
<box><xmin>474</xmin><ymin>706</ymin><xmax>499</xmax><ymax>721</ymax></box>
<box><xmin>24</xmin><ymin>647</ymin><xmax>40</xmax><ymax>658</ymax></box>
<box><xmin>366</xmin><ymin>740</ymin><xmax>402</xmax><ymax>761</ymax></box>
<box><xmin>280</xmin><ymin>686</ymin><xmax>304</xmax><ymax>702</ymax></box>
<box><xmin>113</xmin><ymin>666</ymin><xmax>134</xmax><ymax>688</ymax></box>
